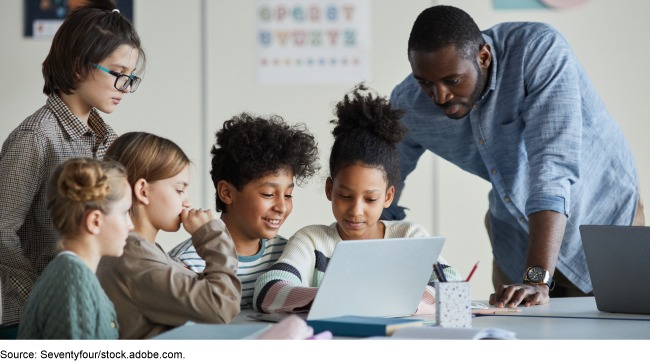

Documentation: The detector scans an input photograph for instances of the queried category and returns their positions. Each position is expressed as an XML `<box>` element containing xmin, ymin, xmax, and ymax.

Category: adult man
<box><xmin>383</xmin><ymin>6</ymin><xmax>644</xmax><ymax>307</ymax></box>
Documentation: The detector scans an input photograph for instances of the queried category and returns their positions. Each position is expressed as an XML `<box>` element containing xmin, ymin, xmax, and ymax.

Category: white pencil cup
<box><xmin>435</xmin><ymin>281</ymin><xmax>472</xmax><ymax>328</ymax></box>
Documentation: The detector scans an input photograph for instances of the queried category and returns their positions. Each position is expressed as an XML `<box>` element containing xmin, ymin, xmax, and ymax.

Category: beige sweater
<box><xmin>96</xmin><ymin>220</ymin><xmax>241</xmax><ymax>339</ymax></box>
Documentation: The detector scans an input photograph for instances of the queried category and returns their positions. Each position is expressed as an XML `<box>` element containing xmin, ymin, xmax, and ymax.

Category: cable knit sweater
<box><xmin>18</xmin><ymin>252</ymin><xmax>119</xmax><ymax>339</ymax></box>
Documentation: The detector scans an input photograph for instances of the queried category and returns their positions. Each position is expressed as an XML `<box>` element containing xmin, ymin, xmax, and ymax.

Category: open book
<box><xmin>366</xmin><ymin>326</ymin><xmax>516</xmax><ymax>340</ymax></box>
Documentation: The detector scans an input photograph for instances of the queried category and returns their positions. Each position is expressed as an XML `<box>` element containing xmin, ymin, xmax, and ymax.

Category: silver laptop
<box><xmin>249</xmin><ymin>236</ymin><xmax>445</xmax><ymax>321</ymax></box>
<box><xmin>579</xmin><ymin>225</ymin><xmax>650</xmax><ymax>314</ymax></box>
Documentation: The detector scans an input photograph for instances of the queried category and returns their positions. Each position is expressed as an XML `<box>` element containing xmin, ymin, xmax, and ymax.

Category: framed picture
<box><xmin>24</xmin><ymin>0</ymin><xmax>133</xmax><ymax>38</ymax></box>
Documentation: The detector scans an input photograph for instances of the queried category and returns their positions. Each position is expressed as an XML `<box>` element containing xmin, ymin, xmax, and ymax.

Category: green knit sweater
<box><xmin>17</xmin><ymin>253</ymin><xmax>119</xmax><ymax>339</ymax></box>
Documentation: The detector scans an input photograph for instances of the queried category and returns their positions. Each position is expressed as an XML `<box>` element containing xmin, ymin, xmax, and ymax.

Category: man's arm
<box><xmin>491</xmin><ymin>27</ymin><xmax>582</xmax><ymax>307</ymax></box>
<box><xmin>489</xmin><ymin>210</ymin><xmax>566</xmax><ymax>307</ymax></box>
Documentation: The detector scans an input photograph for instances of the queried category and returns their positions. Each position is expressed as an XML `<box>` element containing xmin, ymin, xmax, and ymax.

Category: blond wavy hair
<box><xmin>46</xmin><ymin>158</ymin><xmax>128</xmax><ymax>243</ymax></box>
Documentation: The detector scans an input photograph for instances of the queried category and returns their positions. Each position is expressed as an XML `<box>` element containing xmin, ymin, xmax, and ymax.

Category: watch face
<box><xmin>527</xmin><ymin>267</ymin><xmax>545</xmax><ymax>283</ymax></box>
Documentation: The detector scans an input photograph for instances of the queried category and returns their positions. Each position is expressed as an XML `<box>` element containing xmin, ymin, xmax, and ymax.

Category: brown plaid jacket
<box><xmin>0</xmin><ymin>93</ymin><xmax>117</xmax><ymax>324</ymax></box>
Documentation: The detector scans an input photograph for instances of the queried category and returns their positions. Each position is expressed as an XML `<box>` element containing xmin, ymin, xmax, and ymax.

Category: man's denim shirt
<box><xmin>384</xmin><ymin>22</ymin><xmax>638</xmax><ymax>293</ymax></box>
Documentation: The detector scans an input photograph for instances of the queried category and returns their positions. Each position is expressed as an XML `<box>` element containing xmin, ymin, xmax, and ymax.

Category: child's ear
<box><xmin>133</xmin><ymin>178</ymin><xmax>149</xmax><ymax>205</ymax></box>
<box><xmin>74</xmin><ymin>58</ymin><xmax>83</xmax><ymax>79</ymax></box>
<box><xmin>217</xmin><ymin>180</ymin><xmax>234</xmax><ymax>206</ymax></box>
<box><xmin>325</xmin><ymin>177</ymin><xmax>333</xmax><ymax>201</ymax></box>
<box><xmin>383</xmin><ymin>185</ymin><xmax>395</xmax><ymax>208</ymax></box>
<box><xmin>85</xmin><ymin>210</ymin><xmax>102</xmax><ymax>235</ymax></box>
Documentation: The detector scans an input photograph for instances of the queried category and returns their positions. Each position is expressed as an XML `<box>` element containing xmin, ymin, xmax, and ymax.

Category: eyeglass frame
<box><xmin>91</xmin><ymin>63</ymin><xmax>141</xmax><ymax>93</ymax></box>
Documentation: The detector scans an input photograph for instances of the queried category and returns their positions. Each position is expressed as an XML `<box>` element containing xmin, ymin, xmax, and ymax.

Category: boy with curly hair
<box><xmin>169</xmin><ymin>113</ymin><xmax>320</xmax><ymax>309</ymax></box>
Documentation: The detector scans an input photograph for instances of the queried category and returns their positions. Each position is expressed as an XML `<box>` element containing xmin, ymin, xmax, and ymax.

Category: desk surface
<box><xmin>232</xmin><ymin>298</ymin><xmax>650</xmax><ymax>340</ymax></box>
<box><xmin>472</xmin><ymin>315</ymin><xmax>650</xmax><ymax>339</ymax></box>
<box><xmin>476</xmin><ymin>297</ymin><xmax>650</xmax><ymax>320</ymax></box>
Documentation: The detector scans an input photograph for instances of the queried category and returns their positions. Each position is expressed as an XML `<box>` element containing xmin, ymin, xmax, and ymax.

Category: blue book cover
<box><xmin>307</xmin><ymin>316</ymin><xmax>423</xmax><ymax>337</ymax></box>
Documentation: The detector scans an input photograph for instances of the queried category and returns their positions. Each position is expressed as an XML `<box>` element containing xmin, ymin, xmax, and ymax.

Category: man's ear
<box><xmin>383</xmin><ymin>185</ymin><xmax>395</xmax><ymax>208</ymax></box>
<box><xmin>133</xmin><ymin>178</ymin><xmax>149</xmax><ymax>205</ymax></box>
<box><xmin>325</xmin><ymin>177</ymin><xmax>333</xmax><ymax>201</ymax></box>
<box><xmin>477</xmin><ymin>43</ymin><xmax>492</xmax><ymax>70</ymax></box>
<box><xmin>217</xmin><ymin>180</ymin><xmax>234</xmax><ymax>206</ymax></box>
<box><xmin>85</xmin><ymin>210</ymin><xmax>102</xmax><ymax>235</ymax></box>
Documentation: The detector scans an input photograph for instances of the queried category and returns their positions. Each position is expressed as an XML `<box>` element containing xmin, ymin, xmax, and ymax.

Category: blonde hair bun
<box><xmin>47</xmin><ymin>158</ymin><xmax>127</xmax><ymax>239</ymax></box>
<box><xmin>58</xmin><ymin>159</ymin><xmax>111</xmax><ymax>202</ymax></box>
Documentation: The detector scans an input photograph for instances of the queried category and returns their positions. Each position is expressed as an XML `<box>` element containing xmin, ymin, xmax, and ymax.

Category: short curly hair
<box><xmin>407</xmin><ymin>5</ymin><xmax>484</xmax><ymax>60</ymax></box>
<box><xmin>330</xmin><ymin>83</ymin><xmax>408</xmax><ymax>190</ymax></box>
<box><xmin>211</xmin><ymin>113</ymin><xmax>320</xmax><ymax>212</ymax></box>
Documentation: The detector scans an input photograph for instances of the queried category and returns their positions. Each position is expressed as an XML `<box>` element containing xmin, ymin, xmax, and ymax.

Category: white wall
<box><xmin>2</xmin><ymin>0</ymin><xmax>649</xmax><ymax>300</ymax></box>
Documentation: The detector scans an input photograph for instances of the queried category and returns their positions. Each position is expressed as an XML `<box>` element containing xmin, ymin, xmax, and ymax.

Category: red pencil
<box><xmin>466</xmin><ymin>261</ymin><xmax>479</xmax><ymax>281</ymax></box>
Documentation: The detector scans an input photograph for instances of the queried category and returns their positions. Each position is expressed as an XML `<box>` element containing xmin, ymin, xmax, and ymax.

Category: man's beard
<box><xmin>437</xmin><ymin>61</ymin><xmax>486</xmax><ymax>120</ymax></box>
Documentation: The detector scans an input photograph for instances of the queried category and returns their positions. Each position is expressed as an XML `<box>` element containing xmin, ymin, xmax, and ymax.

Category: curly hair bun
<box><xmin>58</xmin><ymin>159</ymin><xmax>110</xmax><ymax>203</ymax></box>
<box><xmin>331</xmin><ymin>83</ymin><xmax>408</xmax><ymax>145</ymax></box>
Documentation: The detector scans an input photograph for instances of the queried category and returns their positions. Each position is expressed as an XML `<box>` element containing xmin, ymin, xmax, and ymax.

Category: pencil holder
<box><xmin>435</xmin><ymin>281</ymin><xmax>472</xmax><ymax>328</ymax></box>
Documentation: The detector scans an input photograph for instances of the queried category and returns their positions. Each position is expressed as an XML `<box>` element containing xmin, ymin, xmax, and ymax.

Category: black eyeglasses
<box><xmin>92</xmin><ymin>63</ymin><xmax>141</xmax><ymax>93</ymax></box>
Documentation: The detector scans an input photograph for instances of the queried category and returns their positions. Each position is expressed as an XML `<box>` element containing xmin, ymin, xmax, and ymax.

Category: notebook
<box><xmin>307</xmin><ymin>316</ymin><xmax>423</xmax><ymax>337</ymax></box>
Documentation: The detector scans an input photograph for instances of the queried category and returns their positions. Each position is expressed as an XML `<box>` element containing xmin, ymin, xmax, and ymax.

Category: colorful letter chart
<box><xmin>257</xmin><ymin>0</ymin><xmax>370</xmax><ymax>84</ymax></box>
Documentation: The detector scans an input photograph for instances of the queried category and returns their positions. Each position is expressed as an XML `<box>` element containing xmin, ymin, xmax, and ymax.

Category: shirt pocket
<box><xmin>498</xmin><ymin>114</ymin><xmax>527</xmax><ymax>157</ymax></box>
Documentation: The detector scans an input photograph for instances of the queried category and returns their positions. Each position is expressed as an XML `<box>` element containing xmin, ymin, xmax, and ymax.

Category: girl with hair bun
<box><xmin>0</xmin><ymin>0</ymin><xmax>145</xmax><ymax>324</ymax></box>
<box><xmin>18</xmin><ymin>158</ymin><xmax>133</xmax><ymax>339</ymax></box>
<box><xmin>96</xmin><ymin>132</ymin><xmax>241</xmax><ymax>339</ymax></box>
<box><xmin>253</xmin><ymin>84</ymin><xmax>461</xmax><ymax>314</ymax></box>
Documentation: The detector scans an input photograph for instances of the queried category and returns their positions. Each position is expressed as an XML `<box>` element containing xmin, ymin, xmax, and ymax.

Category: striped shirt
<box><xmin>252</xmin><ymin>221</ymin><xmax>462</xmax><ymax>314</ymax></box>
<box><xmin>0</xmin><ymin>93</ymin><xmax>117</xmax><ymax>324</ymax></box>
<box><xmin>168</xmin><ymin>236</ymin><xmax>287</xmax><ymax>309</ymax></box>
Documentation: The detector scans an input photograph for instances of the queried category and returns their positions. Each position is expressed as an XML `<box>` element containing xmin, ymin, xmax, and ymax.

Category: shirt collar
<box><xmin>481</xmin><ymin>33</ymin><xmax>498</xmax><ymax>99</ymax></box>
<box><xmin>47</xmin><ymin>93</ymin><xmax>110</xmax><ymax>142</ymax></box>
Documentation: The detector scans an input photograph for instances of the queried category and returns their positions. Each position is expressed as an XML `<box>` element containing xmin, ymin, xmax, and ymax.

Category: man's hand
<box><xmin>489</xmin><ymin>283</ymin><xmax>549</xmax><ymax>308</ymax></box>
<box><xmin>181</xmin><ymin>208</ymin><xmax>219</xmax><ymax>235</ymax></box>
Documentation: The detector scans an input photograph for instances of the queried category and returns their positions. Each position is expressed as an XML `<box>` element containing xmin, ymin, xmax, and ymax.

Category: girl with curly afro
<box><xmin>253</xmin><ymin>84</ymin><xmax>461</xmax><ymax>315</ymax></box>
<box><xmin>169</xmin><ymin>114</ymin><xmax>320</xmax><ymax>309</ymax></box>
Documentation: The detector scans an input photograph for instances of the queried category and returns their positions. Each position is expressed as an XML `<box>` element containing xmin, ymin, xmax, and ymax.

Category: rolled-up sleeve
<box><xmin>522</xmin><ymin>31</ymin><xmax>582</xmax><ymax>217</ymax></box>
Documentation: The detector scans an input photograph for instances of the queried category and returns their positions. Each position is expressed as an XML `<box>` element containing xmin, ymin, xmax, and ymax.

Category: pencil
<box><xmin>466</xmin><ymin>261</ymin><xmax>479</xmax><ymax>281</ymax></box>
<box><xmin>432</xmin><ymin>263</ymin><xmax>443</xmax><ymax>282</ymax></box>
<box><xmin>437</xmin><ymin>262</ymin><xmax>448</xmax><ymax>282</ymax></box>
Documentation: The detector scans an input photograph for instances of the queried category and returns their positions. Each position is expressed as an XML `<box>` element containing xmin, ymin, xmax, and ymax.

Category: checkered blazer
<box><xmin>0</xmin><ymin>93</ymin><xmax>117</xmax><ymax>324</ymax></box>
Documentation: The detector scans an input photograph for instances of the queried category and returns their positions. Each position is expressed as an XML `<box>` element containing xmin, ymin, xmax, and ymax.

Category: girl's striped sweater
<box><xmin>252</xmin><ymin>220</ymin><xmax>461</xmax><ymax>314</ymax></box>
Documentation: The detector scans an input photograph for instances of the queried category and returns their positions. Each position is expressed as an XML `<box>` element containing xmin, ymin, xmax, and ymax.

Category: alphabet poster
<box><xmin>256</xmin><ymin>0</ymin><xmax>370</xmax><ymax>84</ymax></box>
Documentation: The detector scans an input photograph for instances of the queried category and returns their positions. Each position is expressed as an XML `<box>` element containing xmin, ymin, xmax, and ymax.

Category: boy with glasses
<box><xmin>0</xmin><ymin>0</ymin><xmax>145</xmax><ymax>324</ymax></box>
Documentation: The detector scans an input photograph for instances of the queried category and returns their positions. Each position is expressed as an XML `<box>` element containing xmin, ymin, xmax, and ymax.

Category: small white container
<box><xmin>435</xmin><ymin>281</ymin><xmax>472</xmax><ymax>328</ymax></box>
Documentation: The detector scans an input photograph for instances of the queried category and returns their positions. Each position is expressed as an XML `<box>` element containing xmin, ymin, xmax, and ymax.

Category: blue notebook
<box><xmin>307</xmin><ymin>316</ymin><xmax>423</xmax><ymax>337</ymax></box>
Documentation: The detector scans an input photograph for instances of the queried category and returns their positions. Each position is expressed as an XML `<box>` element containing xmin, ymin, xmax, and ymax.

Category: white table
<box><xmin>471</xmin><ymin>315</ymin><xmax>650</xmax><ymax>339</ymax></box>
<box><xmin>231</xmin><ymin>297</ymin><xmax>650</xmax><ymax>339</ymax></box>
<box><xmin>476</xmin><ymin>297</ymin><xmax>650</xmax><ymax>320</ymax></box>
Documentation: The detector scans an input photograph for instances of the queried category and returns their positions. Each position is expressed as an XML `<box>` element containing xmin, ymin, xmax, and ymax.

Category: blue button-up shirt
<box><xmin>384</xmin><ymin>22</ymin><xmax>638</xmax><ymax>293</ymax></box>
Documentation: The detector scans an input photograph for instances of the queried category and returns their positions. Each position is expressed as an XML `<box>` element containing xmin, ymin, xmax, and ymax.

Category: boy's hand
<box><xmin>181</xmin><ymin>208</ymin><xmax>219</xmax><ymax>235</ymax></box>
